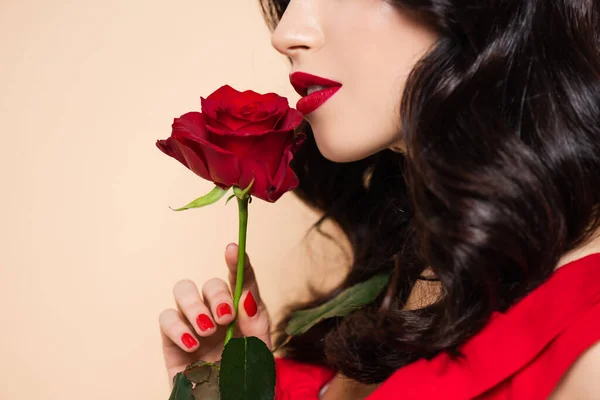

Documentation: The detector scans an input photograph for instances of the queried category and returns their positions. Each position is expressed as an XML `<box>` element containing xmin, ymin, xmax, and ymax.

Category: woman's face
<box><xmin>271</xmin><ymin>0</ymin><xmax>438</xmax><ymax>162</ymax></box>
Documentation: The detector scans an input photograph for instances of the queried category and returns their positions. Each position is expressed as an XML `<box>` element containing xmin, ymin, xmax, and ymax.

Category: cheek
<box><xmin>310</xmin><ymin>100</ymin><xmax>401</xmax><ymax>163</ymax></box>
<box><xmin>307</xmin><ymin>71</ymin><xmax>404</xmax><ymax>163</ymax></box>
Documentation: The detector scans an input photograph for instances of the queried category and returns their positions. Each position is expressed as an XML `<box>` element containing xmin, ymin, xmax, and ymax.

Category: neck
<box><xmin>556</xmin><ymin>226</ymin><xmax>600</xmax><ymax>270</ymax></box>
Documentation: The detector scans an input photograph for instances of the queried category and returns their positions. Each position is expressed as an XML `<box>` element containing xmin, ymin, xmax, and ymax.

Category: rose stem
<box><xmin>224</xmin><ymin>196</ymin><xmax>249</xmax><ymax>346</ymax></box>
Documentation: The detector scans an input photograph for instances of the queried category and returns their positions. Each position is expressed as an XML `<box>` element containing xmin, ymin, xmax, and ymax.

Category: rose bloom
<box><xmin>157</xmin><ymin>85</ymin><xmax>305</xmax><ymax>202</ymax></box>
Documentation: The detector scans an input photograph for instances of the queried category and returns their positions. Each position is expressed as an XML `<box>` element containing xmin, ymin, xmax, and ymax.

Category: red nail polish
<box><xmin>196</xmin><ymin>314</ymin><xmax>215</xmax><ymax>331</ymax></box>
<box><xmin>216</xmin><ymin>303</ymin><xmax>232</xmax><ymax>318</ymax></box>
<box><xmin>243</xmin><ymin>292</ymin><xmax>258</xmax><ymax>317</ymax></box>
<box><xmin>181</xmin><ymin>333</ymin><xmax>197</xmax><ymax>349</ymax></box>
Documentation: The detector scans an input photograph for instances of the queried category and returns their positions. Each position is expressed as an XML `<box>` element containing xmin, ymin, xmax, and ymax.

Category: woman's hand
<box><xmin>158</xmin><ymin>243</ymin><xmax>272</xmax><ymax>388</ymax></box>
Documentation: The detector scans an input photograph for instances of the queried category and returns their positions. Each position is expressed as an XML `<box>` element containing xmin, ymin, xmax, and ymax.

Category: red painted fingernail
<box><xmin>243</xmin><ymin>292</ymin><xmax>258</xmax><ymax>317</ymax></box>
<box><xmin>196</xmin><ymin>314</ymin><xmax>215</xmax><ymax>331</ymax></box>
<box><xmin>181</xmin><ymin>333</ymin><xmax>197</xmax><ymax>349</ymax></box>
<box><xmin>216</xmin><ymin>303</ymin><xmax>232</xmax><ymax>318</ymax></box>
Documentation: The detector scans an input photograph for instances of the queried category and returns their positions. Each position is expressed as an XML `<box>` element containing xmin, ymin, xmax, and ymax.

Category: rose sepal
<box><xmin>170</xmin><ymin>186</ymin><xmax>229</xmax><ymax>211</ymax></box>
<box><xmin>225</xmin><ymin>179</ymin><xmax>255</xmax><ymax>205</ymax></box>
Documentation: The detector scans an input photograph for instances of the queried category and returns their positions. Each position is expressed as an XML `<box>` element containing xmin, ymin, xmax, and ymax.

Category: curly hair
<box><xmin>260</xmin><ymin>0</ymin><xmax>600</xmax><ymax>384</ymax></box>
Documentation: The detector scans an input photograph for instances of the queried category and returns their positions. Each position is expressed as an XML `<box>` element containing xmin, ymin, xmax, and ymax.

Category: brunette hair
<box><xmin>260</xmin><ymin>0</ymin><xmax>600</xmax><ymax>384</ymax></box>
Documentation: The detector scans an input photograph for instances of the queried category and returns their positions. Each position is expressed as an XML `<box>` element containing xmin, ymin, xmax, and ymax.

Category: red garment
<box><xmin>275</xmin><ymin>253</ymin><xmax>600</xmax><ymax>399</ymax></box>
<box><xmin>275</xmin><ymin>357</ymin><xmax>335</xmax><ymax>400</ymax></box>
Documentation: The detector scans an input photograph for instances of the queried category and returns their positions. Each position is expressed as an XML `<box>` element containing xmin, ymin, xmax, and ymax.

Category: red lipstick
<box><xmin>289</xmin><ymin>72</ymin><xmax>342</xmax><ymax>115</ymax></box>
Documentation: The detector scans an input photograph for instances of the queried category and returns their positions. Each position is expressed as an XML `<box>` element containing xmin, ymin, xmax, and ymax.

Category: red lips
<box><xmin>289</xmin><ymin>72</ymin><xmax>342</xmax><ymax>115</ymax></box>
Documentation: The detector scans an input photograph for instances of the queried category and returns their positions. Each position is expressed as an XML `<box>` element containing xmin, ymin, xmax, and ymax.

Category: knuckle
<box><xmin>246</xmin><ymin>316</ymin><xmax>271</xmax><ymax>338</ymax></box>
<box><xmin>244</xmin><ymin>264</ymin><xmax>255</xmax><ymax>279</ymax></box>
<box><xmin>173</xmin><ymin>278</ymin><xmax>196</xmax><ymax>295</ymax></box>
<box><xmin>257</xmin><ymin>315</ymin><xmax>271</xmax><ymax>334</ymax></box>
<box><xmin>205</xmin><ymin>277</ymin><xmax>223</xmax><ymax>286</ymax></box>
<box><xmin>182</xmin><ymin>298</ymin><xmax>206</xmax><ymax>311</ymax></box>
<box><xmin>202</xmin><ymin>277</ymin><xmax>227</xmax><ymax>294</ymax></box>
<box><xmin>158</xmin><ymin>309</ymin><xmax>179</xmax><ymax>330</ymax></box>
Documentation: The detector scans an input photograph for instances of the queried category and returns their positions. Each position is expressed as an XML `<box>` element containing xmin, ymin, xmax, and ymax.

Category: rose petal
<box><xmin>157</xmin><ymin>128</ymin><xmax>211</xmax><ymax>181</ymax></box>
<box><xmin>236</xmin><ymin>135</ymin><xmax>304</xmax><ymax>202</ymax></box>
<box><xmin>202</xmin><ymin>97</ymin><xmax>257</xmax><ymax>131</ymax></box>
<box><xmin>209</xmin><ymin>133</ymin><xmax>259</xmax><ymax>160</ymax></box>
<box><xmin>172</xmin><ymin>112</ymin><xmax>210</xmax><ymax>141</ymax></box>
<box><xmin>227</xmin><ymin>94</ymin><xmax>289</xmax><ymax>127</ymax></box>
<box><xmin>167</xmin><ymin>111</ymin><xmax>240</xmax><ymax>184</ymax></box>
<box><xmin>291</xmin><ymin>131</ymin><xmax>307</xmax><ymax>153</ymax></box>
<box><xmin>206</xmin><ymin>122</ymin><xmax>301</xmax><ymax>137</ymax></box>
<box><xmin>203</xmin><ymin>113</ymin><xmax>237</xmax><ymax>132</ymax></box>
<box><xmin>267</xmin><ymin>140</ymin><xmax>302</xmax><ymax>201</ymax></box>
<box><xmin>205</xmin><ymin>84</ymin><xmax>242</xmax><ymax>103</ymax></box>
<box><xmin>204</xmin><ymin>109</ymin><xmax>277</xmax><ymax>133</ymax></box>
<box><xmin>156</xmin><ymin>137</ymin><xmax>191</xmax><ymax>169</ymax></box>
<box><xmin>200</xmin><ymin>96</ymin><xmax>220</xmax><ymax>121</ymax></box>
<box><xmin>202</xmin><ymin>86</ymin><xmax>244</xmax><ymax>125</ymax></box>
<box><xmin>173</xmin><ymin>132</ymin><xmax>241</xmax><ymax>187</ymax></box>
<box><xmin>203</xmin><ymin>106</ymin><xmax>301</xmax><ymax>137</ymax></box>
<box><xmin>276</xmin><ymin>108</ymin><xmax>304</xmax><ymax>131</ymax></box>
<box><xmin>202</xmin><ymin>86</ymin><xmax>292</xmax><ymax>134</ymax></box>
<box><xmin>237</xmin><ymin>158</ymin><xmax>274</xmax><ymax>202</ymax></box>
<box><xmin>237</xmin><ymin>131</ymin><xmax>292</xmax><ymax>177</ymax></box>
<box><xmin>163</xmin><ymin>85</ymin><xmax>303</xmax><ymax>196</ymax></box>
<box><xmin>169</xmin><ymin>139</ymin><xmax>213</xmax><ymax>181</ymax></box>
<box><xmin>231</xmin><ymin>94</ymin><xmax>288</xmax><ymax>122</ymax></box>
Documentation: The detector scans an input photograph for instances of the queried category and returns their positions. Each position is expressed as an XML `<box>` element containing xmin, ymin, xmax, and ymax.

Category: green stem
<box><xmin>224</xmin><ymin>196</ymin><xmax>249</xmax><ymax>345</ymax></box>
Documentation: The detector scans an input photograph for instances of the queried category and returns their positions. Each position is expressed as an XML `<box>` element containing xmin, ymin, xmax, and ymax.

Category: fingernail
<box><xmin>216</xmin><ymin>303</ymin><xmax>232</xmax><ymax>318</ymax></box>
<box><xmin>196</xmin><ymin>314</ymin><xmax>215</xmax><ymax>331</ymax></box>
<box><xmin>181</xmin><ymin>333</ymin><xmax>198</xmax><ymax>349</ymax></box>
<box><xmin>243</xmin><ymin>292</ymin><xmax>258</xmax><ymax>317</ymax></box>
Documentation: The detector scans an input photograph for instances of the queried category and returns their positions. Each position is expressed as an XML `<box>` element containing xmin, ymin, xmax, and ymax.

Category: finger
<box><xmin>173</xmin><ymin>279</ymin><xmax>217</xmax><ymax>337</ymax></box>
<box><xmin>201</xmin><ymin>278</ymin><xmax>236</xmax><ymax>325</ymax></box>
<box><xmin>224</xmin><ymin>244</ymin><xmax>271</xmax><ymax>348</ymax></box>
<box><xmin>225</xmin><ymin>243</ymin><xmax>259</xmax><ymax>297</ymax></box>
<box><xmin>158</xmin><ymin>308</ymin><xmax>200</xmax><ymax>353</ymax></box>
<box><xmin>237</xmin><ymin>289</ymin><xmax>272</xmax><ymax>349</ymax></box>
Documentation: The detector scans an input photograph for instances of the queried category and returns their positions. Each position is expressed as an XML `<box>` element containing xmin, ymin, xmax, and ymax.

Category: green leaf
<box><xmin>219</xmin><ymin>337</ymin><xmax>276</xmax><ymax>400</ymax></box>
<box><xmin>170</xmin><ymin>186</ymin><xmax>229</xmax><ymax>211</ymax></box>
<box><xmin>169</xmin><ymin>372</ymin><xmax>194</xmax><ymax>400</ymax></box>
<box><xmin>184</xmin><ymin>360</ymin><xmax>220</xmax><ymax>384</ymax></box>
<box><xmin>285</xmin><ymin>271</ymin><xmax>392</xmax><ymax>336</ymax></box>
<box><xmin>192</xmin><ymin>382</ymin><xmax>220</xmax><ymax>400</ymax></box>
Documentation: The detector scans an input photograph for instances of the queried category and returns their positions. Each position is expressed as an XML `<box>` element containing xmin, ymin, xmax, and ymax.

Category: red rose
<box><xmin>157</xmin><ymin>85</ymin><xmax>305</xmax><ymax>202</ymax></box>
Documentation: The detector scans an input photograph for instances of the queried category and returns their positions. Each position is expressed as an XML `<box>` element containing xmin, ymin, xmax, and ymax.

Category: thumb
<box><xmin>224</xmin><ymin>243</ymin><xmax>272</xmax><ymax>349</ymax></box>
<box><xmin>225</xmin><ymin>243</ymin><xmax>257</xmax><ymax>293</ymax></box>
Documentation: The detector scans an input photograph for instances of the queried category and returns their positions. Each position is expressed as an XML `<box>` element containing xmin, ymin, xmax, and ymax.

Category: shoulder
<box><xmin>368</xmin><ymin>254</ymin><xmax>600</xmax><ymax>400</ymax></box>
<box><xmin>550</xmin><ymin>340</ymin><xmax>600</xmax><ymax>399</ymax></box>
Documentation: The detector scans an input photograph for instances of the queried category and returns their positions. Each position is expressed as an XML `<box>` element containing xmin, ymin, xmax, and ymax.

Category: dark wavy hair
<box><xmin>260</xmin><ymin>0</ymin><xmax>600</xmax><ymax>384</ymax></box>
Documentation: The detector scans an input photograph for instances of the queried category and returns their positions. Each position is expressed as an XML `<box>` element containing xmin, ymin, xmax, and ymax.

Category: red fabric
<box><xmin>275</xmin><ymin>357</ymin><xmax>335</xmax><ymax>400</ymax></box>
<box><xmin>275</xmin><ymin>253</ymin><xmax>600</xmax><ymax>399</ymax></box>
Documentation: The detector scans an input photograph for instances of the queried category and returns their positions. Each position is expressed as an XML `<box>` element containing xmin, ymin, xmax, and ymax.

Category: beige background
<box><xmin>0</xmin><ymin>1</ymin><xmax>346</xmax><ymax>398</ymax></box>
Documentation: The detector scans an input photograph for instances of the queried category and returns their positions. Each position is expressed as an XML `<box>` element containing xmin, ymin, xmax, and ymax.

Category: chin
<box><xmin>313</xmin><ymin>135</ymin><xmax>383</xmax><ymax>163</ymax></box>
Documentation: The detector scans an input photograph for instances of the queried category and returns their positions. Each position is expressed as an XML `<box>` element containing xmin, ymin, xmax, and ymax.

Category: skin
<box><xmin>270</xmin><ymin>0</ymin><xmax>437</xmax><ymax>163</ymax></box>
<box><xmin>158</xmin><ymin>244</ymin><xmax>273</xmax><ymax>386</ymax></box>
<box><xmin>157</xmin><ymin>238</ymin><xmax>600</xmax><ymax>398</ymax></box>
<box><xmin>158</xmin><ymin>0</ymin><xmax>600</xmax><ymax>397</ymax></box>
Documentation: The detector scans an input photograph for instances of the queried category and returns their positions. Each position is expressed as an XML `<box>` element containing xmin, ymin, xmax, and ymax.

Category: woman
<box><xmin>158</xmin><ymin>0</ymin><xmax>600</xmax><ymax>398</ymax></box>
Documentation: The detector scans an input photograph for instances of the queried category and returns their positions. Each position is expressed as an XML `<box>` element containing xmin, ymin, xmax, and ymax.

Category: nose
<box><xmin>270</xmin><ymin>0</ymin><xmax>324</xmax><ymax>60</ymax></box>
